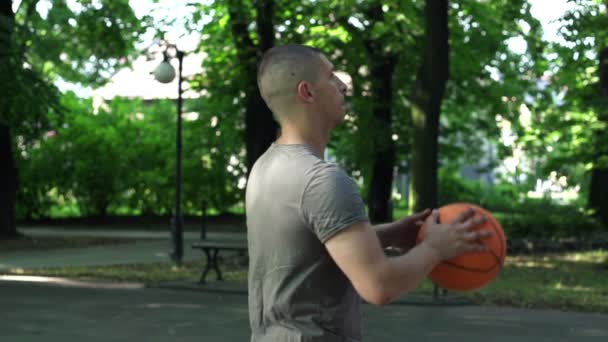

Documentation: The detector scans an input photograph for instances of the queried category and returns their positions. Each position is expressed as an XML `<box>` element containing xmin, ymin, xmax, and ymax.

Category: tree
<box><xmin>408</xmin><ymin>0</ymin><xmax>450</xmax><ymax>213</ymax></box>
<box><xmin>590</xmin><ymin>46</ymin><xmax>608</xmax><ymax>225</ymax></box>
<box><xmin>0</xmin><ymin>2</ymin><xmax>17</xmax><ymax>238</ymax></box>
<box><xmin>538</xmin><ymin>0</ymin><xmax>608</xmax><ymax>225</ymax></box>
<box><xmin>193</xmin><ymin>0</ymin><xmax>337</xmax><ymax>177</ymax></box>
<box><xmin>0</xmin><ymin>1</ymin><xmax>60</xmax><ymax>238</ymax></box>
<box><xmin>0</xmin><ymin>0</ymin><xmax>145</xmax><ymax>238</ymax></box>
<box><xmin>588</xmin><ymin>1</ymin><xmax>608</xmax><ymax>225</ymax></box>
<box><xmin>308</xmin><ymin>1</ymin><xmax>425</xmax><ymax>223</ymax></box>
<box><xmin>227</xmin><ymin>0</ymin><xmax>278</xmax><ymax>174</ymax></box>
<box><xmin>408</xmin><ymin>0</ymin><xmax>546</xmax><ymax>212</ymax></box>
<box><xmin>0</xmin><ymin>121</ymin><xmax>18</xmax><ymax>238</ymax></box>
<box><xmin>190</xmin><ymin>0</ymin><xmax>544</xmax><ymax>222</ymax></box>
<box><xmin>332</xmin><ymin>3</ymin><xmax>402</xmax><ymax>223</ymax></box>
<box><xmin>309</xmin><ymin>0</ymin><xmax>542</xmax><ymax>219</ymax></box>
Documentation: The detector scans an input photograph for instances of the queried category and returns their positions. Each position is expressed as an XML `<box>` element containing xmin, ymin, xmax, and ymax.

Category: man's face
<box><xmin>312</xmin><ymin>55</ymin><xmax>348</xmax><ymax>128</ymax></box>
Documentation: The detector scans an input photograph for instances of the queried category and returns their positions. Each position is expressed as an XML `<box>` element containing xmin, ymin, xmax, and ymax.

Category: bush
<box><xmin>16</xmin><ymin>94</ymin><xmax>245</xmax><ymax>220</ymax></box>
<box><xmin>494</xmin><ymin>199</ymin><xmax>605</xmax><ymax>239</ymax></box>
<box><xmin>438</xmin><ymin>168</ymin><xmax>606</xmax><ymax>239</ymax></box>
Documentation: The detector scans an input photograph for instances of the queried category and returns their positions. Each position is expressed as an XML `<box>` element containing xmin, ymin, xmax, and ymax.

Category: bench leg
<box><xmin>199</xmin><ymin>248</ymin><xmax>214</xmax><ymax>284</ymax></box>
<box><xmin>212</xmin><ymin>248</ymin><xmax>223</xmax><ymax>281</ymax></box>
<box><xmin>199</xmin><ymin>248</ymin><xmax>224</xmax><ymax>283</ymax></box>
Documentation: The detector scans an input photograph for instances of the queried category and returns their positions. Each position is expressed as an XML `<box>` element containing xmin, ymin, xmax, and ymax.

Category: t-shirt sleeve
<box><xmin>300</xmin><ymin>163</ymin><xmax>369</xmax><ymax>243</ymax></box>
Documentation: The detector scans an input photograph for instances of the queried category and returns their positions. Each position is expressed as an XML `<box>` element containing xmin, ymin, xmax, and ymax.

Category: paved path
<box><xmin>1</xmin><ymin>280</ymin><xmax>607</xmax><ymax>342</ymax></box>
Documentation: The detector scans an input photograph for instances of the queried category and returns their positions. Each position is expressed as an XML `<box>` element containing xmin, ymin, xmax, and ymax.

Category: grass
<box><xmin>465</xmin><ymin>250</ymin><xmax>608</xmax><ymax>313</ymax></box>
<box><xmin>413</xmin><ymin>250</ymin><xmax>608</xmax><ymax>313</ymax></box>
<box><xmin>2</xmin><ymin>242</ymin><xmax>607</xmax><ymax>313</ymax></box>
<box><xmin>0</xmin><ymin>236</ymin><xmax>134</xmax><ymax>252</ymax></box>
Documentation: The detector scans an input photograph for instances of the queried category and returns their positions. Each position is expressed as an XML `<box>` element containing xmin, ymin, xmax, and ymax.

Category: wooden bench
<box><xmin>191</xmin><ymin>240</ymin><xmax>248</xmax><ymax>283</ymax></box>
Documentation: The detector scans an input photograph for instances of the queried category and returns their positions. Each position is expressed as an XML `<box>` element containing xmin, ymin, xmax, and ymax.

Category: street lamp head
<box><xmin>154</xmin><ymin>60</ymin><xmax>176</xmax><ymax>83</ymax></box>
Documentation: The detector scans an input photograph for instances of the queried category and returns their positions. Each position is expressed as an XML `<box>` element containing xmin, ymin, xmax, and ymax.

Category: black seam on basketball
<box><xmin>442</xmin><ymin>256</ymin><xmax>501</xmax><ymax>273</ymax></box>
<box><xmin>441</xmin><ymin>217</ymin><xmax>505</xmax><ymax>273</ymax></box>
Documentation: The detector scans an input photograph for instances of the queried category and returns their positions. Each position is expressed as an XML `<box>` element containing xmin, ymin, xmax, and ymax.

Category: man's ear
<box><xmin>297</xmin><ymin>81</ymin><xmax>314</xmax><ymax>103</ymax></box>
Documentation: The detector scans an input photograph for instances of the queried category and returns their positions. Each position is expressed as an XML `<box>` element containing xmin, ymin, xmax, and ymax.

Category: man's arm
<box><xmin>326</xmin><ymin>220</ymin><xmax>440</xmax><ymax>305</ymax></box>
<box><xmin>325</xmin><ymin>210</ymin><xmax>489</xmax><ymax>306</ymax></box>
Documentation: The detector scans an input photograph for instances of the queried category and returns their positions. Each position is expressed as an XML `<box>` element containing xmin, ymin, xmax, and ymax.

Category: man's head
<box><xmin>257</xmin><ymin>44</ymin><xmax>347</xmax><ymax>127</ymax></box>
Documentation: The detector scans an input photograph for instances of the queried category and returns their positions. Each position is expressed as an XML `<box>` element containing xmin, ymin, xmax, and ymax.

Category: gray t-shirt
<box><xmin>246</xmin><ymin>143</ymin><xmax>369</xmax><ymax>342</ymax></box>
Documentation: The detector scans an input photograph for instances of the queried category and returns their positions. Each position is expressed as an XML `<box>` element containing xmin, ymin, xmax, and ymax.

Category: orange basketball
<box><xmin>417</xmin><ymin>202</ymin><xmax>507</xmax><ymax>291</ymax></box>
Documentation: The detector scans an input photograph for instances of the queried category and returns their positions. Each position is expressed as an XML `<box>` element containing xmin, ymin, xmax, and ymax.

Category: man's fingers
<box><xmin>464</xmin><ymin>229</ymin><xmax>493</xmax><ymax>241</ymax></box>
<box><xmin>464</xmin><ymin>231</ymin><xmax>478</xmax><ymax>241</ymax></box>
<box><xmin>412</xmin><ymin>208</ymin><xmax>432</xmax><ymax>221</ymax></box>
<box><xmin>477</xmin><ymin>230</ymin><xmax>493</xmax><ymax>239</ymax></box>
<box><xmin>424</xmin><ymin>209</ymin><xmax>439</xmax><ymax>225</ymax></box>
<box><xmin>466</xmin><ymin>243</ymin><xmax>489</xmax><ymax>252</ymax></box>
<box><xmin>451</xmin><ymin>207</ymin><xmax>476</xmax><ymax>224</ymax></box>
<box><xmin>457</xmin><ymin>215</ymin><xmax>487</xmax><ymax>231</ymax></box>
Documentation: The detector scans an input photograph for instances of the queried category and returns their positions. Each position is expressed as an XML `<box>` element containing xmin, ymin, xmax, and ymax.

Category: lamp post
<box><xmin>154</xmin><ymin>44</ymin><xmax>185</xmax><ymax>265</ymax></box>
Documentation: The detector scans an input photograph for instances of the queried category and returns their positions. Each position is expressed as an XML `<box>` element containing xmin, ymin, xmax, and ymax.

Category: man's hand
<box><xmin>394</xmin><ymin>209</ymin><xmax>432</xmax><ymax>249</ymax></box>
<box><xmin>379</xmin><ymin>209</ymin><xmax>432</xmax><ymax>251</ymax></box>
<box><xmin>421</xmin><ymin>208</ymin><xmax>491</xmax><ymax>261</ymax></box>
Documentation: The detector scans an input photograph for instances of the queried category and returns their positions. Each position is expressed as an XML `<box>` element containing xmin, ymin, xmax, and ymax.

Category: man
<box><xmin>246</xmin><ymin>44</ymin><xmax>490</xmax><ymax>341</ymax></box>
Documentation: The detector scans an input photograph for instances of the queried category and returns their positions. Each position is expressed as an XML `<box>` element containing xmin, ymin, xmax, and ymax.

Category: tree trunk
<box><xmin>409</xmin><ymin>0</ymin><xmax>449</xmax><ymax>213</ymax></box>
<box><xmin>228</xmin><ymin>0</ymin><xmax>278</xmax><ymax>175</ymax></box>
<box><xmin>589</xmin><ymin>168</ymin><xmax>608</xmax><ymax>225</ymax></box>
<box><xmin>366</xmin><ymin>57</ymin><xmax>397</xmax><ymax>223</ymax></box>
<box><xmin>588</xmin><ymin>47</ymin><xmax>608</xmax><ymax>226</ymax></box>
<box><xmin>0</xmin><ymin>124</ymin><xmax>18</xmax><ymax>239</ymax></box>
<box><xmin>0</xmin><ymin>1</ymin><xmax>19</xmax><ymax>239</ymax></box>
<box><xmin>347</xmin><ymin>3</ymin><xmax>398</xmax><ymax>224</ymax></box>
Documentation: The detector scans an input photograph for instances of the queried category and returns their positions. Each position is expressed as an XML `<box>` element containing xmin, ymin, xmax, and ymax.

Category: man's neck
<box><xmin>276</xmin><ymin>127</ymin><xmax>329</xmax><ymax>159</ymax></box>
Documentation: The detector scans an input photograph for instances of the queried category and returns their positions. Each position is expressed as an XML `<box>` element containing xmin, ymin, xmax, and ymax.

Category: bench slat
<box><xmin>192</xmin><ymin>241</ymin><xmax>247</xmax><ymax>250</ymax></box>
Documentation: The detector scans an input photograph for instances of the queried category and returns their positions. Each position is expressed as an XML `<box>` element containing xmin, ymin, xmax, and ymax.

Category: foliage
<box><xmin>0</xmin><ymin>1</ymin><xmax>61</xmax><ymax>143</ymax></box>
<box><xmin>188</xmin><ymin>0</ymin><xmax>316</xmax><ymax>175</ymax></box>
<box><xmin>2</xmin><ymin>0</ymin><xmax>148</xmax><ymax>142</ymax></box>
<box><xmin>16</xmin><ymin>94</ymin><xmax>244</xmax><ymax>219</ymax></box>
<box><xmin>180</xmin><ymin>0</ymin><xmax>551</xmax><ymax>220</ymax></box>
<box><xmin>16</xmin><ymin>0</ymin><xmax>148</xmax><ymax>86</ymax></box>
<box><xmin>9</xmin><ymin>0</ymin><xmax>605</xmax><ymax>240</ymax></box>
<box><xmin>507</xmin><ymin>0</ymin><xmax>608</xmax><ymax>199</ymax></box>
<box><xmin>276</xmin><ymin>0</ymin><xmax>545</xmax><ymax>199</ymax></box>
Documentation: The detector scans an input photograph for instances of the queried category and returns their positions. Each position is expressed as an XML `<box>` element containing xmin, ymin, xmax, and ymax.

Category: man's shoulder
<box><xmin>303</xmin><ymin>161</ymin><xmax>355</xmax><ymax>192</ymax></box>
<box><xmin>253</xmin><ymin>145</ymin><xmax>323</xmax><ymax>176</ymax></box>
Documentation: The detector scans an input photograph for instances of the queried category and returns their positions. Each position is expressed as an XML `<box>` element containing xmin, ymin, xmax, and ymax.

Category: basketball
<box><xmin>417</xmin><ymin>202</ymin><xmax>507</xmax><ymax>291</ymax></box>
